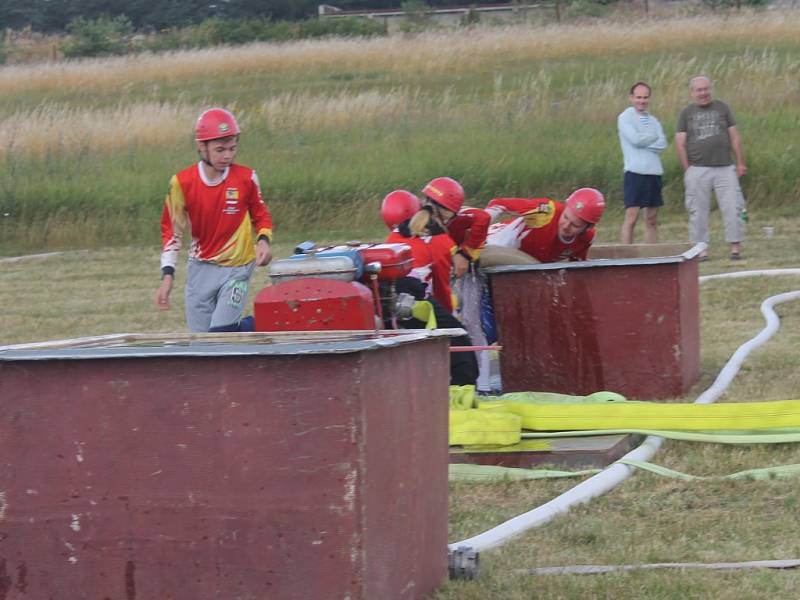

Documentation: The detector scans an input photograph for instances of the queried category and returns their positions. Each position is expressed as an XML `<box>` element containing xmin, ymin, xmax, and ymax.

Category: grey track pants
<box><xmin>184</xmin><ymin>259</ymin><xmax>256</xmax><ymax>332</ymax></box>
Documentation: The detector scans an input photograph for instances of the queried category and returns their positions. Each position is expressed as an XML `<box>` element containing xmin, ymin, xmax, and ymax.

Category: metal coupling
<box><xmin>394</xmin><ymin>293</ymin><xmax>416</xmax><ymax>321</ymax></box>
<box><xmin>448</xmin><ymin>545</ymin><xmax>480</xmax><ymax>580</ymax></box>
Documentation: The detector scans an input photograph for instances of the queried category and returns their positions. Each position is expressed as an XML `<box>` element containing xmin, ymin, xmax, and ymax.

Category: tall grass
<box><xmin>2</xmin><ymin>13</ymin><xmax>799</xmax><ymax>96</ymax></box>
<box><xmin>1</xmin><ymin>11</ymin><xmax>800</xmax><ymax>253</ymax></box>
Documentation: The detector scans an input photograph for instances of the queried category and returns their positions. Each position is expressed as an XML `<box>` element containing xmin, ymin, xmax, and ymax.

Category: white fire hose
<box><xmin>448</xmin><ymin>269</ymin><xmax>800</xmax><ymax>571</ymax></box>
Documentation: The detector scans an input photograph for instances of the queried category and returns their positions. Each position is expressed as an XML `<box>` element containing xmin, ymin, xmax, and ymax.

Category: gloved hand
<box><xmin>486</xmin><ymin>217</ymin><xmax>525</xmax><ymax>249</ymax></box>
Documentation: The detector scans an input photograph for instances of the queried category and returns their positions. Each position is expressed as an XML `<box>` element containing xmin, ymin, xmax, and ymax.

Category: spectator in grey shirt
<box><xmin>675</xmin><ymin>76</ymin><xmax>747</xmax><ymax>260</ymax></box>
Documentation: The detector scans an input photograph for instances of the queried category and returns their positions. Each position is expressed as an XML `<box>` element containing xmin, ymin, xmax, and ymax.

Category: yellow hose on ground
<box><xmin>494</xmin><ymin>399</ymin><xmax>800</xmax><ymax>431</ymax></box>
<box><xmin>448</xmin><ymin>387</ymin><xmax>800</xmax><ymax>446</ymax></box>
<box><xmin>449</xmin><ymin>409</ymin><xmax>521</xmax><ymax>446</ymax></box>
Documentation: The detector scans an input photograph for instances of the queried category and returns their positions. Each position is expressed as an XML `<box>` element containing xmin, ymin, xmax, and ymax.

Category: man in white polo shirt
<box><xmin>617</xmin><ymin>81</ymin><xmax>667</xmax><ymax>244</ymax></box>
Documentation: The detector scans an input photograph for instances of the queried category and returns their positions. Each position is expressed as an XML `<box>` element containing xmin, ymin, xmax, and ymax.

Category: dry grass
<box><xmin>0</xmin><ymin>101</ymin><xmax>192</xmax><ymax>161</ymax></box>
<box><xmin>2</xmin><ymin>46</ymin><xmax>798</xmax><ymax>160</ymax></box>
<box><xmin>259</xmin><ymin>87</ymin><xmax>421</xmax><ymax>132</ymax></box>
<box><xmin>0</xmin><ymin>9</ymin><xmax>798</xmax><ymax>171</ymax></box>
<box><xmin>0</xmin><ymin>89</ymin><xmax>429</xmax><ymax>160</ymax></box>
<box><xmin>1</xmin><ymin>12</ymin><xmax>798</xmax><ymax>96</ymax></box>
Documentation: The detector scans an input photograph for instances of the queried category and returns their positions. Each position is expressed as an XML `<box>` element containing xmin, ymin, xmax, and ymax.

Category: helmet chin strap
<box><xmin>198</xmin><ymin>142</ymin><xmax>213</xmax><ymax>167</ymax></box>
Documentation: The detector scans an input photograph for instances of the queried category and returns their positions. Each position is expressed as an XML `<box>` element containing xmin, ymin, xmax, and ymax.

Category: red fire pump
<box><xmin>253</xmin><ymin>242</ymin><xmax>416</xmax><ymax>332</ymax></box>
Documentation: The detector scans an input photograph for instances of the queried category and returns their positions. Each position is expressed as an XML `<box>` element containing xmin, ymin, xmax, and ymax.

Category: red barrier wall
<box><xmin>488</xmin><ymin>243</ymin><xmax>701</xmax><ymax>400</ymax></box>
<box><xmin>0</xmin><ymin>334</ymin><xmax>450</xmax><ymax>599</ymax></box>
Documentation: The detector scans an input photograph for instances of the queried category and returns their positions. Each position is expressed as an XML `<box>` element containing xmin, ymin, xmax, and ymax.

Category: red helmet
<box><xmin>565</xmin><ymin>188</ymin><xmax>606</xmax><ymax>224</ymax></box>
<box><xmin>195</xmin><ymin>108</ymin><xmax>241</xmax><ymax>142</ymax></box>
<box><xmin>421</xmin><ymin>177</ymin><xmax>464</xmax><ymax>213</ymax></box>
<box><xmin>381</xmin><ymin>190</ymin><xmax>421</xmax><ymax>229</ymax></box>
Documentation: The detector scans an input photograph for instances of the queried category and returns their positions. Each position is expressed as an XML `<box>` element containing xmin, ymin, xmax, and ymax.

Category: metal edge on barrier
<box><xmin>0</xmin><ymin>329</ymin><xmax>465</xmax><ymax>361</ymax></box>
<box><xmin>483</xmin><ymin>242</ymin><xmax>707</xmax><ymax>274</ymax></box>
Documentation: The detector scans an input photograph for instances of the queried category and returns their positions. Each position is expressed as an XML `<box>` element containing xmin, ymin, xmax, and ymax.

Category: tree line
<box><xmin>0</xmin><ymin>0</ymin><xmax>463</xmax><ymax>33</ymax></box>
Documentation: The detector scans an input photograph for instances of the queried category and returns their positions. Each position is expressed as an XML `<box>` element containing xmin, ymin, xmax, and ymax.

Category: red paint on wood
<box><xmin>491</xmin><ymin>249</ymin><xmax>700</xmax><ymax>400</ymax></box>
<box><xmin>0</xmin><ymin>339</ymin><xmax>449</xmax><ymax>599</ymax></box>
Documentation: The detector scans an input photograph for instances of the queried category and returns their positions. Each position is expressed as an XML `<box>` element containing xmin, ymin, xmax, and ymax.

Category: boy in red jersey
<box><xmin>383</xmin><ymin>189</ymin><xmax>458</xmax><ymax>312</ymax></box>
<box><xmin>154</xmin><ymin>108</ymin><xmax>273</xmax><ymax>332</ymax></box>
<box><xmin>415</xmin><ymin>177</ymin><xmax>493</xmax><ymax>392</ymax></box>
<box><xmin>420</xmin><ymin>177</ymin><xmax>490</xmax><ymax>277</ymax></box>
<box><xmin>485</xmin><ymin>188</ymin><xmax>606</xmax><ymax>262</ymax></box>
<box><xmin>381</xmin><ymin>189</ymin><xmax>478</xmax><ymax>386</ymax></box>
<box><xmin>472</xmin><ymin>188</ymin><xmax>604</xmax><ymax>392</ymax></box>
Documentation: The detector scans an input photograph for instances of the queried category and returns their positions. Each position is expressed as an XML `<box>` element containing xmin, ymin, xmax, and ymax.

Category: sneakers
<box><xmin>699</xmin><ymin>252</ymin><xmax>744</xmax><ymax>262</ymax></box>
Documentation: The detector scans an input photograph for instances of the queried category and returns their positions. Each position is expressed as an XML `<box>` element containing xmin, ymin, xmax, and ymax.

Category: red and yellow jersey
<box><xmin>160</xmin><ymin>162</ymin><xmax>273</xmax><ymax>271</ymax></box>
<box><xmin>485</xmin><ymin>197</ymin><xmax>595</xmax><ymax>262</ymax></box>
<box><xmin>386</xmin><ymin>230</ymin><xmax>457</xmax><ymax>312</ymax></box>
<box><xmin>446</xmin><ymin>206</ymin><xmax>490</xmax><ymax>261</ymax></box>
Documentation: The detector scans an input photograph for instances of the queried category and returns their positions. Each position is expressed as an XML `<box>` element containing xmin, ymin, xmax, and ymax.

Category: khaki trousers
<box><xmin>684</xmin><ymin>165</ymin><xmax>746</xmax><ymax>244</ymax></box>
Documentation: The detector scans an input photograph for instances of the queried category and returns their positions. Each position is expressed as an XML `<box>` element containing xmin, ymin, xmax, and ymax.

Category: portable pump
<box><xmin>253</xmin><ymin>241</ymin><xmax>415</xmax><ymax>332</ymax></box>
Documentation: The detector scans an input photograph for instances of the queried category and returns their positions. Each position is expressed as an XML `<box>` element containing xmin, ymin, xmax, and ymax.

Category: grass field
<box><xmin>2</xmin><ymin>10</ymin><xmax>800</xmax><ymax>598</ymax></box>
<box><xmin>2</xmin><ymin>211</ymin><xmax>799</xmax><ymax>598</ymax></box>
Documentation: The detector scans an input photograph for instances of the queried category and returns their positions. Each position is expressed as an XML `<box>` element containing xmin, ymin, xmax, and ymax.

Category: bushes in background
<box><xmin>62</xmin><ymin>16</ymin><xmax>134</xmax><ymax>58</ymax></box>
<box><xmin>62</xmin><ymin>15</ymin><xmax>386</xmax><ymax>57</ymax></box>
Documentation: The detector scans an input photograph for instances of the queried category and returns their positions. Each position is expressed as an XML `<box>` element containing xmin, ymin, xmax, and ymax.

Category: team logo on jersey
<box><xmin>522</xmin><ymin>201</ymin><xmax>555</xmax><ymax>229</ymax></box>
<box><xmin>223</xmin><ymin>188</ymin><xmax>240</xmax><ymax>214</ymax></box>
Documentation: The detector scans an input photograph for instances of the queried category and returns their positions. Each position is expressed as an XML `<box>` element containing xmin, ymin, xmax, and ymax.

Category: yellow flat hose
<box><xmin>449</xmin><ymin>385</ymin><xmax>477</xmax><ymax>410</ymax></box>
<box><xmin>449</xmin><ymin>409</ymin><xmax>521</xmax><ymax>446</ymax></box>
<box><xmin>497</xmin><ymin>399</ymin><xmax>800</xmax><ymax>431</ymax></box>
<box><xmin>521</xmin><ymin>428</ymin><xmax>800</xmax><ymax>444</ymax></box>
<box><xmin>448</xmin><ymin>389</ymin><xmax>800</xmax><ymax>445</ymax></box>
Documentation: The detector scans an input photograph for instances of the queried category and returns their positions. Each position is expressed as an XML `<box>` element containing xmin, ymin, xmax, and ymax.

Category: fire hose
<box><xmin>447</xmin><ymin>270</ymin><xmax>800</xmax><ymax>577</ymax></box>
